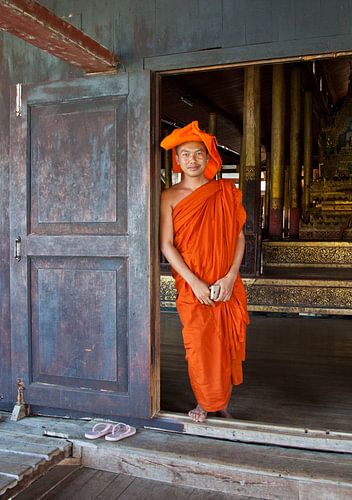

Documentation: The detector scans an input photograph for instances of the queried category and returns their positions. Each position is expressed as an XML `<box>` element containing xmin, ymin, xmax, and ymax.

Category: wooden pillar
<box><xmin>241</xmin><ymin>65</ymin><xmax>261</xmax><ymax>275</ymax></box>
<box><xmin>164</xmin><ymin>149</ymin><xmax>172</xmax><ymax>189</ymax></box>
<box><xmin>208</xmin><ymin>112</ymin><xmax>217</xmax><ymax>135</ymax></box>
<box><xmin>283</xmin><ymin>165</ymin><xmax>290</xmax><ymax>237</ymax></box>
<box><xmin>289</xmin><ymin>66</ymin><xmax>301</xmax><ymax>237</ymax></box>
<box><xmin>303</xmin><ymin>90</ymin><xmax>313</xmax><ymax>212</ymax></box>
<box><xmin>208</xmin><ymin>112</ymin><xmax>221</xmax><ymax>179</ymax></box>
<box><xmin>269</xmin><ymin>64</ymin><xmax>285</xmax><ymax>239</ymax></box>
<box><xmin>239</xmin><ymin>134</ymin><xmax>246</xmax><ymax>193</ymax></box>
<box><xmin>263</xmin><ymin>150</ymin><xmax>271</xmax><ymax>235</ymax></box>
<box><xmin>163</xmin><ymin>130</ymin><xmax>172</xmax><ymax>189</ymax></box>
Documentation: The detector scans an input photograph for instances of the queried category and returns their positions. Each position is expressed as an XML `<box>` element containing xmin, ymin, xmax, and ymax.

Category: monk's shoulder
<box><xmin>162</xmin><ymin>183</ymin><xmax>191</xmax><ymax>209</ymax></box>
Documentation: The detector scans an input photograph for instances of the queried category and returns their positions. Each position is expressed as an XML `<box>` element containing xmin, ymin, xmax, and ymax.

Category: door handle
<box><xmin>14</xmin><ymin>236</ymin><xmax>21</xmax><ymax>262</ymax></box>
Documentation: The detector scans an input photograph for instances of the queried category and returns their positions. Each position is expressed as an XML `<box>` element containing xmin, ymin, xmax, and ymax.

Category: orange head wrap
<box><xmin>160</xmin><ymin>121</ymin><xmax>222</xmax><ymax>180</ymax></box>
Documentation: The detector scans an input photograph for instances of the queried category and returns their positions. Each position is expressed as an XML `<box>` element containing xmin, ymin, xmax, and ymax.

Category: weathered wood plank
<box><xmin>0</xmin><ymin>44</ymin><xmax>11</xmax><ymax>409</ymax></box>
<box><xmin>94</xmin><ymin>473</ymin><xmax>136</xmax><ymax>500</ymax></box>
<box><xmin>14</xmin><ymin>465</ymin><xmax>79</xmax><ymax>500</ymax></box>
<box><xmin>299</xmin><ymin>481</ymin><xmax>352</xmax><ymax>500</ymax></box>
<box><xmin>0</xmin><ymin>0</ymin><xmax>118</xmax><ymax>73</ymax></box>
<box><xmin>222</xmin><ymin>0</ymin><xmax>246</xmax><ymax>48</ymax></box>
<box><xmin>79</xmin><ymin>427</ymin><xmax>352</xmax><ymax>498</ymax></box>
<box><xmin>42</xmin><ymin>467</ymin><xmax>118</xmax><ymax>500</ymax></box>
<box><xmin>295</xmin><ymin>0</ymin><xmax>351</xmax><ymax>40</ymax></box>
<box><xmin>0</xmin><ymin>433</ymin><xmax>71</xmax><ymax>459</ymax></box>
<box><xmin>0</xmin><ymin>460</ymin><xmax>35</xmax><ymax>480</ymax></box>
<box><xmin>155</xmin><ymin>0</ymin><xmax>222</xmax><ymax>55</ymax></box>
<box><xmin>118</xmin><ymin>476</ymin><xmax>239</xmax><ymax>499</ymax></box>
<box><xmin>0</xmin><ymin>475</ymin><xmax>17</xmax><ymax>496</ymax></box>
<box><xmin>145</xmin><ymin>34</ymin><xmax>352</xmax><ymax>72</ymax></box>
<box><xmin>0</xmin><ymin>451</ymin><xmax>45</xmax><ymax>468</ymax></box>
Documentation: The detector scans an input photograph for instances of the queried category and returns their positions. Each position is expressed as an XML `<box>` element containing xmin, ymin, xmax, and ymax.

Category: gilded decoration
<box><xmin>160</xmin><ymin>275</ymin><xmax>177</xmax><ymax>308</ymax></box>
<box><xmin>263</xmin><ymin>241</ymin><xmax>352</xmax><ymax>267</ymax></box>
<box><xmin>160</xmin><ymin>275</ymin><xmax>352</xmax><ymax>315</ymax></box>
<box><xmin>244</xmin><ymin>165</ymin><xmax>257</xmax><ymax>181</ymax></box>
<box><xmin>300</xmin><ymin>82</ymin><xmax>352</xmax><ymax>240</ymax></box>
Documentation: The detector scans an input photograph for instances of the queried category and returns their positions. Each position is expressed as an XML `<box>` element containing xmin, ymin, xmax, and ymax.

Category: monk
<box><xmin>160</xmin><ymin>121</ymin><xmax>249</xmax><ymax>423</ymax></box>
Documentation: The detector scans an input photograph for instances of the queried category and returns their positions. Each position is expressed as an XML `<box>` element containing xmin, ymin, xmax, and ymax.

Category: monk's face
<box><xmin>175</xmin><ymin>141</ymin><xmax>208</xmax><ymax>177</ymax></box>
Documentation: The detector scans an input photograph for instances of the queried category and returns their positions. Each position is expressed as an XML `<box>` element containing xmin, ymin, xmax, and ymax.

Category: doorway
<box><xmin>158</xmin><ymin>57</ymin><xmax>352</xmax><ymax>436</ymax></box>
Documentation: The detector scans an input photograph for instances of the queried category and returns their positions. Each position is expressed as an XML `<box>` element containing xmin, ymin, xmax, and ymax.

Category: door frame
<box><xmin>149</xmin><ymin>47</ymin><xmax>352</xmax><ymax>452</ymax></box>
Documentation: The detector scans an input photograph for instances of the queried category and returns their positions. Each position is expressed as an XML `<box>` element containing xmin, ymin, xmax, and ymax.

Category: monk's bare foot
<box><xmin>188</xmin><ymin>405</ymin><xmax>207</xmax><ymax>423</ymax></box>
<box><xmin>216</xmin><ymin>408</ymin><xmax>233</xmax><ymax>419</ymax></box>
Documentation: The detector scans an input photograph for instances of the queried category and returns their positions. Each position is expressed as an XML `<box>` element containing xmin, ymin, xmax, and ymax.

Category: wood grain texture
<box><xmin>30</xmin><ymin>257</ymin><xmax>128</xmax><ymax>392</ymax></box>
<box><xmin>14</xmin><ymin>465</ymin><xmax>79</xmax><ymax>500</ymax></box>
<box><xmin>16</xmin><ymin>466</ymin><xmax>250</xmax><ymax>499</ymax></box>
<box><xmin>80</xmin><ymin>429</ymin><xmax>352</xmax><ymax>499</ymax></box>
<box><xmin>0</xmin><ymin>39</ymin><xmax>11</xmax><ymax>407</ymax></box>
<box><xmin>161</xmin><ymin>312</ymin><xmax>352</xmax><ymax>433</ymax></box>
<box><xmin>9</xmin><ymin>71</ymin><xmax>152</xmax><ymax>418</ymax></box>
<box><xmin>0</xmin><ymin>0</ymin><xmax>117</xmax><ymax>73</ymax></box>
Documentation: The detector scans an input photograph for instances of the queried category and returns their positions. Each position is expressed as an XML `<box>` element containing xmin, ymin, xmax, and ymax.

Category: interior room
<box><xmin>159</xmin><ymin>57</ymin><xmax>352</xmax><ymax>432</ymax></box>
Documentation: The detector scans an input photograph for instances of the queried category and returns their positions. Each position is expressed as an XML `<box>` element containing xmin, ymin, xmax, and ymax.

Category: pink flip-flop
<box><xmin>84</xmin><ymin>422</ymin><xmax>114</xmax><ymax>440</ymax></box>
<box><xmin>105</xmin><ymin>423</ymin><xmax>136</xmax><ymax>441</ymax></box>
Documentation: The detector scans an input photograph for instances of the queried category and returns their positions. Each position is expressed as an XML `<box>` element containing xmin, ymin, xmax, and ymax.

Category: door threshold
<box><xmin>147</xmin><ymin>412</ymin><xmax>352</xmax><ymax>453</ymax></box>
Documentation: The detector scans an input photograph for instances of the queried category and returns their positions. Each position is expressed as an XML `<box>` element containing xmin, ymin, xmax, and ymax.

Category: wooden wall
<box><xmin>1</xmin><ymin>0</ymin><xmax>352</xmax><ymax>406</ymax></box>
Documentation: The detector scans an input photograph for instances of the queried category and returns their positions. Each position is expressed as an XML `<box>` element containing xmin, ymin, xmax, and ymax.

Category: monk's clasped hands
<box><xmin>191</xmin><ymin>274</ymin><xmax>237</xmax><ymax>305</ymax></box>
<box><xmin>213</xmin><ymin>274</ymin><xmax>236</xmax><ymax>302</ymax></box>
<box><xmin>191</xmin><ymin>277</ymin><xmax>215</xmax><ymax>306</ymax></box>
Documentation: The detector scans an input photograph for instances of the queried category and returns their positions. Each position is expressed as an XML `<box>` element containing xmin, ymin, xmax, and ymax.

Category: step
<box><xmin>0</xmin><ymin>413</ymin><xmax>351</xmax><ymax>499</ymax></box>
<box><xmin>0</xmin><ymin>429</ymin><xmax>72</xmax><ymax>499</ymax></box>
<box><xmin>77</xmin><ymin>421</ymin><xmax>352</xmax><ymax>500</ymax></box>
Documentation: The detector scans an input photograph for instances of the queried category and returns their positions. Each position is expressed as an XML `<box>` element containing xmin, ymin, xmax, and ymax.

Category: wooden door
<box><xmin>10</xmin><ymin>72</ymin><xmax>154</xmax><ymax>418</ymax></box>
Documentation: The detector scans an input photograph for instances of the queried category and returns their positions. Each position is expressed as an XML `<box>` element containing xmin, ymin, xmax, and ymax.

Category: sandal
<box><xmin>105</xmin><ymin>423</ymin><xmax>136</xmax><ymax>441</ymax></box>
<box><xmin>84</xmin><ymin>422</ymin><xmax>114</xmax><ymax>440</ymax></box>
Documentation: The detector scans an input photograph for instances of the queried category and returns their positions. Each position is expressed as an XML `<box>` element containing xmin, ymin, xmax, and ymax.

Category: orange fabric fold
<box><xmin>160</xmin><ymin>121</ymin><xmax>222</xmax><ymax>180</ymax></box>
<box><xmin>172</xmin><ymin>179</ymin><xmax>249</xmax><ymax>412</ymax></box>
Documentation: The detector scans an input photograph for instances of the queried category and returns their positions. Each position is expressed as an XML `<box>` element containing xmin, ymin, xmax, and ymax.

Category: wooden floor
<box><xmin>15</xmin><ymin>465</ymin><xmax>244</xmax><ymax>499</ymax></box>
<box><xmin>161</xmin><ymin>312</ymin><xmax>352</xmax><ymax>432</ymax></box>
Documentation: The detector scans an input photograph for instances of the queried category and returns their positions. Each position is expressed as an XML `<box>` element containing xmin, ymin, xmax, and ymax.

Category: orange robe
<box><xmin>172</xmin><ymin>179</ymin><xmax>249</xmax><ymax>412</ymax></box>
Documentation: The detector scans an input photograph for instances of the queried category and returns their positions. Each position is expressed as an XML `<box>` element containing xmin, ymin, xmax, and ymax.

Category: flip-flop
<box><xmin>84</xmin><ymin>422</ymin><xmax>114</xmax><ymax>440</ymax></box>
<box><xmin>105</xmin><ymin>423</ymin><xmax>136</xmax><ymax>442</ymax></box>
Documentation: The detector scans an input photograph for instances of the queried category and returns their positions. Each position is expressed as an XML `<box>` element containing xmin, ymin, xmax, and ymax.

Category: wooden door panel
<box><xmin>10</xmin><ymin>72</ymin><xmax>153</xmax><ymax>418</ymax></box>
<box><xmin>30</xmin><ymin>97</ymin><xmax>127</xmax><ymax>235</ymax></box>
<box><xmin>30</xmin><ymin>257</ymin><xmax>128</xmax><ymax>392</ymax></box>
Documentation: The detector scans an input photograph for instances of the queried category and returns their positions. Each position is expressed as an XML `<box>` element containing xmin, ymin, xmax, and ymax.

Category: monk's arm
<box><xmin>160</xmin><ymin>191</ymin><xmax>214</xmax><ymax>306</ymax></box>
<box><xmin>214</xmin><ymin>229</ymin><xmax>245</xmax><ymax>302</ymax></box>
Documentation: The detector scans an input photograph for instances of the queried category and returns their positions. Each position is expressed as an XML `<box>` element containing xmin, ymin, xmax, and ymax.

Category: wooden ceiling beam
<box><xmin>0</xmin><ymin>0</ymin><xmax>118</xmax><ymax>73</ymax></box>
<box><xmin>164</xmin><ymin>77</ymin><xmax>243</xmax><ymax>135</ymax></box>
